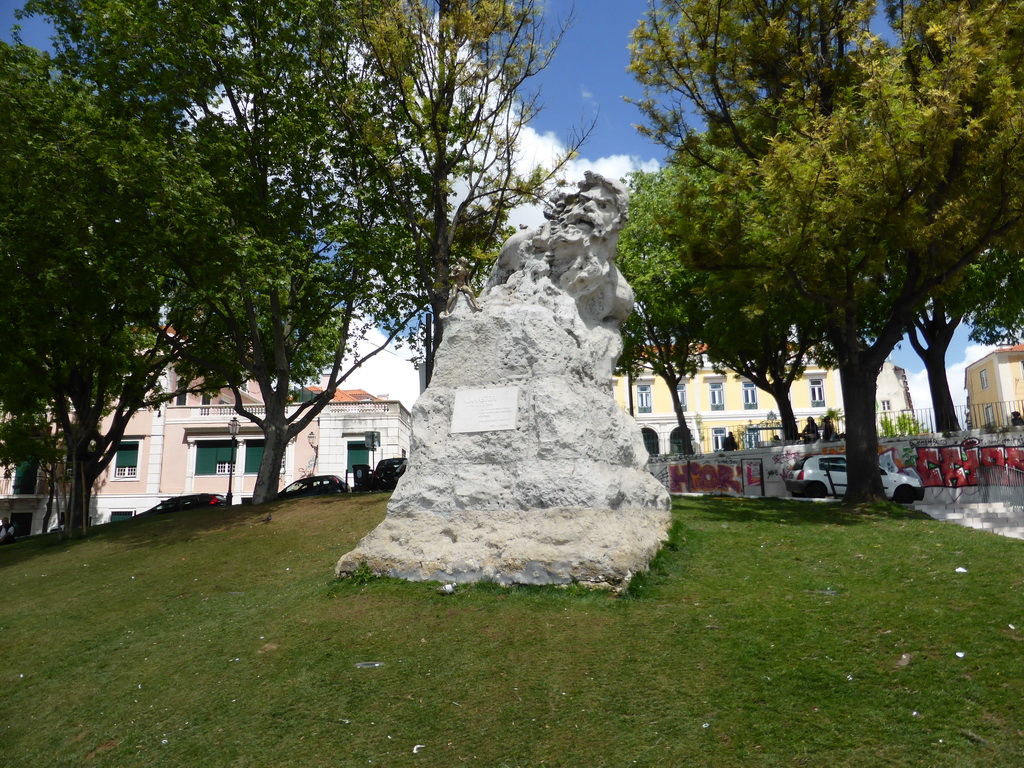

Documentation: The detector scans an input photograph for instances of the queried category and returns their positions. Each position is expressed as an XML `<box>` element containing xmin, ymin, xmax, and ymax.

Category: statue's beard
<box><xmin>547</xmin><ymin>218</ymin><xmax>603</xmax><ymax>249</ymax></box>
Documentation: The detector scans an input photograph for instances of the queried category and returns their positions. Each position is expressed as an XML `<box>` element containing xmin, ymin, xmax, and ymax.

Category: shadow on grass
<box><xmin>0</xmin><ymin>492</ymin><xmax>390</xmax><ymax>568</ymax></box>
<box><xmin>678</xmin><ymin>494</ymin><xmax>932</xmax><ymax>527</ymax></box>
<box><xmin>0</xmin><ymin>504</ymin><xmax>272</xmax><ymax>569</ymax></box>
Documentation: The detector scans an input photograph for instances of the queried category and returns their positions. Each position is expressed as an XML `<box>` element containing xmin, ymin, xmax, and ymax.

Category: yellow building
<box><xmin>964</xmin><ymin>343</ymin><xmax>1024</xmax><ymax>428</ymax></box>
<box><xmin>614</xmin><ymin>356</ymin><xmax>844</xmax><ymax>455</ymax></box>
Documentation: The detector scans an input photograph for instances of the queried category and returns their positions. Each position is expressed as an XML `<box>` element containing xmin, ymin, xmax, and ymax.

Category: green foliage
<box><xmin>0</xmin><ymin>41</ymin><xmax>187</xmax><ymax>523</ymax></box>
<box><xmin>348</xmin><ymin>561</ymin><xmax>377</xmax><ymax>586</ymax></box>
<box><xmin>344</xmin><ymin>0</ymin><xmax>587</xmax><ymax>379</ymax></box>
<box><xmin>878</xmin><ymin>412</ymin><xmax>927</xmax><ymax>438</ymax></box>
<box><xmin>3</xmin><ymin>494</ymin><xmax>1023</xmax><ymax>766</ymax></box>
<box><xmin>963</xmin><ymin>249</ymin><xmax>1024</xmax><ymax>345</ymax></box>
<box><xmin>630</xmin><ymin>0</ymin><xmax>1024</xmax><ymax>499</ymax></box>
<box><xmin>617</xmin><ymin>168</ymin><xmax>707</xmax><ymax>452</ymax></box>
<box><xmin>25</xmin><ymin>0</ymin><xmax>424</xmax><ymax>502</ymax></box>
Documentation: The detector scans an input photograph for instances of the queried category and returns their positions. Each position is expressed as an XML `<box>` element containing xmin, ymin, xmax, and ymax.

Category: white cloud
<box><xmin>902</xmin><ymin>342</ymin><xmax>1000</xmax><ymax>412</ymax></box>
<box><xmin>946</xmin><ymin>343</ymin><xmax>1000</xmax><ymax>407</ymax></box>
<box><xmin>508</xmin><ymin>125</ymin><xmax>661</xmax><ymax>228</ymax></box>
<box><xmin>904</xmin><ymin>367</ymin><xmax>933</xmax><ymax>411</ymax></box>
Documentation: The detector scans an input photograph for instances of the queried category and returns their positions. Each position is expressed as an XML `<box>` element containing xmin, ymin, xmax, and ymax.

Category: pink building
<box><xmin>2</xmin><ymin>379</ymin><xmax>412</xmax><ymax>535</ymax></box>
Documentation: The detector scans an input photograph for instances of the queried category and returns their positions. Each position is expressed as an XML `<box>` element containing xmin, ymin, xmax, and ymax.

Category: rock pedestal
<box><xmin>335</xmin><ymin>172</ymin><xmax>671</xmax><ymax>588</ymax></box>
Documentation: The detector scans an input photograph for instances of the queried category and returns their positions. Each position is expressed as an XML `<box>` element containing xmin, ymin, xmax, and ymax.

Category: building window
<box><xmin>880</xmin><ymin>399</ymin><xmax>892</xmax><ymax>411</ymax></box>
<box><xmin>243</xmin><ymin>441</ymin><xmax>265</xmax><ymax>474</ymax></box>
<box><xmin>709</xmin><ymin>381</ymin><xmax>724</xmax><ymax>411</ymax></box>
<box><xmin>641</xmin><ymin>428</ymin><xmax>659</xmax><ymax>455</ymax></box>
<box><xmin>980</xmin><ymin>369</ymin><xmax>989</xmax><ymax>390</ymax></box>
<box><xmin>712</xmin><ymin>427</ymin><xmax>726</xmax><ymax>451</ymax></box>
<box><xmin>670</xmin><ymin>426</ymin><xmax>689</xmax><ymax>454</ymax></box>
<box><xmin>809</xmin><ymin>378</ymin><xmax>825</xmax><ymax>408</ymax></box>
<box><xmin>195</xmin><ymin>441</ymin><xmax>236</xmax><ymax>476</ymax></box>
<box><xmin>742</xmin><ymin>381</ymin><xmax>757</xmax><ymax>410</ymax></box>
<box><xmin>174</xmin><ymin>391</ymin><xmax>187</xmax><ymax>406</ymax></box>
<box><xmin>12</xmin><ymin>460</ymin><xmax>38</xmax><ymax>495</ymax></box>
<box><xmin>984</xmin><ymin>404</ymin><xmax>995</xmax><ymax>426</ymax></box>
<box><xmin>114</xmin><ymin>441</ymin><xmax>139</xmax><ymax>479</ymax></box>
<box><xmin>676</xmin><ymin>383</ymin><xmax>687</xmax><ymax>411</ymax></box>
<box><xmin>637</xmin><ymin>384</ymin><xmax>652</xmax><ymax>414</ymax></box>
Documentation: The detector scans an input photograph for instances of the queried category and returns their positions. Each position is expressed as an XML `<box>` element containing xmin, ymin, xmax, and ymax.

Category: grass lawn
<box><xmin>1</xmin><ymin>494</ymin><xmax>1022</xmax><ymax>767</ymax></box>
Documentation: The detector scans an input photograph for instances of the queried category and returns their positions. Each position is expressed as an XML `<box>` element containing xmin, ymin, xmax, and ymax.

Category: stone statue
<box><xmin>488</xmin><ymin>170</ymin><xmax>633</xmax><ymax>328</ymax></box>
<box><xmin>336</xmin><ymin>172</ymin><xmax>671</xmax><ymax>590</ymax></box>
<box><xmin>442</xmin><ymin>256</ymin><xmax>481</xmax><ymax>316</ymax></box>
<box><xmin>485</xmin><ymin>170</ymin><xmax>635</xmax><ymax>385</ymax></box>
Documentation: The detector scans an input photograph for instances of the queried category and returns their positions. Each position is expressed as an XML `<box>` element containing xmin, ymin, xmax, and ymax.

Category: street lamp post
<box><xmin>226</xmin><ymin>417</ymin><xmax>240</xmax><ymax>506</ymax></box>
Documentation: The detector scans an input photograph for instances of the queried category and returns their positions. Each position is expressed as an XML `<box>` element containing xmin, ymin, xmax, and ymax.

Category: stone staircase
<box><xmin>916</xmin><ymin>503</ymin><xmax>1024</xmax><ymax>540</ymax></box>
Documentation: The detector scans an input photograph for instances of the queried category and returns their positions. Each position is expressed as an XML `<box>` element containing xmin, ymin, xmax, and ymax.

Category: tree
<box><xmin>0</xmin><ymin>42</ymin><xmax>192</xmax><ymax>529</ymax></box>
<box><xmin>0</xmin><ymin>411</ymin><xmax>66</xmax><ymax>535</ymax></box>
<box><xmin>343</xmin><ymin>0</ymin><xmax>590</xmax><ymax>383</ymax></box>
<box><xmin>28</xmin><ymin>0</ymin><xmax>422</xmax><ymax>503</ymax></box>
<box><xmin>905</xmin><ymin>246</ymin><xmax>1024</xmax><ymax>433</ymax></box>
<box><xmin>906</xmin><ymin>298</ymin><xmax>963</xmax><ymax>432</ymax></box>
<box><xmin>703</xmin><ymin>297</ymin><xmax>820</xmax><ymax>444</ymax></box>
<box><xmin>962</xmin><ymin>249</ymin><xmax>1024</xmax><ymax>346</ymax></box>
<box><xmin>631</xmin><ymin>0</ymin><xmax>1024</xmax><ymax>501</ymax></box>
<box><xmin>621</xmin><ymin>165</ymin><xmax>821</xmax><ymax>447</ymax></box>
<box><xmin>617</xmin><ymin>169</ymin><xmax>706</xmax><ymax>455</ymax></box>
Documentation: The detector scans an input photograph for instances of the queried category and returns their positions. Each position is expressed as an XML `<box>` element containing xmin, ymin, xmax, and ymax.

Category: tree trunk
<box><xmin>427</xmin><ymin>299</ymin><xmax>445</xmax><ymax>387</ymax></box>
<box><xmin>838</xmin><ymin>360</ymin><xmax>886</xmax><ymax>502</ymax></box>
<box><xmin>924</xmin><ymin>351</ymin><xmax>960</xmax><ymax>432</ymax></box>
<box><xmin>66</xmin><ymin>452</ymin><xmax>100</xmax><ymax>533</ymax></box>
<box><xmin>766</xmin><ymin>382</ymin><xmax>800</xmax><ymax>441</ymax></box>
<box><xmin>41</xmin><ymin>467</ymin><xmax>57</xmax><ymax>534</ymax></box>
<box><xmin>252</xmin><ymin>418</ymin><xmax>290</xmax><ymax>505</ymax></box>
<box><xmin>666</xmin><ymin>378</ymin><xmax>694</xmax><ymax>454</ymax></box>
<box><xmin>907</xmin><ymin>308</ymin><xmax>962</xmax><ymax>432</ymax></box>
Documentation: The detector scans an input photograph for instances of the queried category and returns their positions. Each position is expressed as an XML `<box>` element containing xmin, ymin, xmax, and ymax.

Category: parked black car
<box><xmin>371</xmin><ymin>457</ymin><xmax>408</xmax><ymax>491</ymax></box>
<box><xmin>277</xmin><ymin>474</ymin><xmax>350</xmax><ymax>500</ymax></box>
<box><xmin>139</xmin><ymin>493</ymin><xmax>227</xmax><ymax>516</ymax></box>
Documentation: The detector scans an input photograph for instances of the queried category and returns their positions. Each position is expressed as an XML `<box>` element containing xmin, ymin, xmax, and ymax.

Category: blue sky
<box><xmin>1</xmin><ymin>0</ymin><xmax>998</xmax><ymax>410</ymax></box>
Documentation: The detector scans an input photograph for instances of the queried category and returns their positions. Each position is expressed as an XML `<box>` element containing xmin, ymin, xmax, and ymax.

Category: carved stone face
<box><xmin>561</xmin><ymin>183</ymin><xmax>621</xmax><ymax>240</ymax></box>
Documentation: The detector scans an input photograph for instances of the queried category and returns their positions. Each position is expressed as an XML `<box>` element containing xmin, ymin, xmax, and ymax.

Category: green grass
<box><xmin>2</xmin><ymin>494</ymin><xmax>1022</xmax><ymax>767</ymax></box>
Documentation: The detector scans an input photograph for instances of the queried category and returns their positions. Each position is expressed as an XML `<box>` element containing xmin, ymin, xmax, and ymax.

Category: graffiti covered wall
<box><xmin>649</xmin><ymin>429</ymin><xmax>1024</xmax><ymax>503</ymax></box>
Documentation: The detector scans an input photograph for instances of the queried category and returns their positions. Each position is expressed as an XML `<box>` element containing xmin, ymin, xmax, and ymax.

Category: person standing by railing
<box><xmin>801</xmin><ymin>417</ymin><xmax>820</xmax><ymax>443</ymax></box>
<box><xmin>821</xmin><ymin>417</ymin><xmax>836</xmax><ymax>441</ymax></box>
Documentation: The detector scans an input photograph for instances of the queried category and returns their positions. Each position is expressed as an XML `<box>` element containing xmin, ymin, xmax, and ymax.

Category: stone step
<box><xmin>918</xmin><ymin>506</ymin><xmax>1024</xmax><ymax>540</ymax></box>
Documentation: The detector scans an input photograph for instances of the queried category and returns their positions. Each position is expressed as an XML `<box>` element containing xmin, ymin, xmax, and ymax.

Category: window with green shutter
<box><xmin>13</xmin><ymin>460</ymin><xmax>38</xmax><ymax>495</ymax></box>
<box><xmin>195</xmin><ymin>441</ymin><xmax>236</xmax><ymax>476</ymax></box>
<box><xmin>243</xmin><ymin>441</ymin><xmax>265</xmax><ymax>474</ymax></box>
<box><xmin>114</xmin><ymin>442</ymin><xmax>139</xmax><ymax>479</ymax></box>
